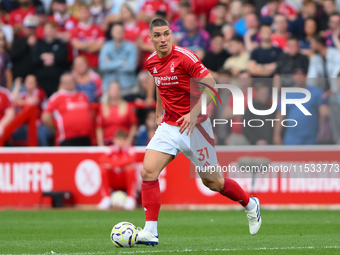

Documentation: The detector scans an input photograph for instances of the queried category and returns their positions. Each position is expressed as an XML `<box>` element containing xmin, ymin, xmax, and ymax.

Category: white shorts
<box><xmin>146</xmin><ymin>118</ymin><xmax>217</xmax><ymax>168</ymax></box>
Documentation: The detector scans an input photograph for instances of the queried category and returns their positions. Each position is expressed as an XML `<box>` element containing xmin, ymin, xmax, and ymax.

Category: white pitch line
<box><xmin>116</xmin><ymin>246</ymin><xmax>340</xmax><ymax>254</ymax></box>
<box><xmin>1</xmin><ymin>246</ymin><xmax>339</xmax><ymax>255</ymax></box>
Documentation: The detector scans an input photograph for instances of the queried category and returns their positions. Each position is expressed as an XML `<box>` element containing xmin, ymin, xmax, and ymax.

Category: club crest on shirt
<box><xmin>170</xmin><ymin>62</ymin><xmax>175</xmax><ymax>73</ymax></box>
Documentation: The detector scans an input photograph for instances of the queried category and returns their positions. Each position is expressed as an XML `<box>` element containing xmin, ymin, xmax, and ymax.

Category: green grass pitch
<box><xmin>0</xmin><ymin>209</ymin><xmax>339</xmax><ymax>255</ymax></box>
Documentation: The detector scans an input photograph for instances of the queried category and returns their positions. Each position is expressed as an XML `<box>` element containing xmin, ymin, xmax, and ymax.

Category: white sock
<box><xmin>144</xmin><ymin>221</ymin><xmax>158</xmax><ymax>236</ymax></box>
<box><xmin>244</xmin><ymin>198</ymin><xmax>256</xmax><ymax>211</ymax></box>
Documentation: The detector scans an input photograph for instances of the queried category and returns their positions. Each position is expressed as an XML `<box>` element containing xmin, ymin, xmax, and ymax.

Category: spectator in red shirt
<box><xmin>48</xmin><ymin>0</ymin><xmax>78</xmax><ymax>41</ymax></box>
<box><xmin>9</xmin><ymin>0</ymin><xmax>35</xmax><ymax>37</ymax></box>
<box><xmin>271</xmin><ymin>13</ymin><xmax>289</xmax><ymax>51</ymax></box>
<box><xmin>67</xmin><ymin>0</ymin><xmax>83</xmax><ymax>20</ymax></box>
<box><xmin>120</xmin><ymin>3</ymin><xmax>148</xmax><ymax>43</ymax></box>
<box><xmin>72</xmin><ymin>55</ymin><xmax>102</xmax><ymax>102</ymax></box>
<box><xmin>97</xmin><ymin>130</ymin><xmax>138</xmax><ymax>210</ymax></box>
<box><xmin>11</xmin><ymin>75</ymin><xmax>54</xmax><ymax>146</ymax></box>
<box><xmin>42</xmin><ymin>72</ymin><xmax>92</xmax><ymax>146</ymax></box>
<box><xmin>96</xmin><ymin>82</ymin><xmax>138</xmax><ymax>146</ymax></box>
<box><xmin>261</xmin><ymin>0</ymin><xmax>297</xmax><ymax>22</ymax></box>
<box><xmin>137</xmin><ymin>0</ymin><xmax>171</xmax><ymax>23</ymax></box>
<box><xmin>71</xmin><ymin>4</ymin><xmax>105</xmax><ymax>68</ymax></box>
<box><xmin>12</xmin><ymin>75</ymin><xmax>46</xmax><ymax>116</ymax></box>
<box><xmin>0</xmin><ymin>87</ymin><xmax>15</xmax><ymax>137</ymax></box>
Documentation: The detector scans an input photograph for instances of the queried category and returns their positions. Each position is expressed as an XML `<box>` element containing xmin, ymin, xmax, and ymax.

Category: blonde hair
<box><xmin>101</xmin><ymin>82</ymin><xmax>127</xmax><ymax>118</ymax></box>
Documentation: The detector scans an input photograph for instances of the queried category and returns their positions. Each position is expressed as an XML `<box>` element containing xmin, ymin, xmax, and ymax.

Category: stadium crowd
<box><xmin>0</xmin><ymin>0</ymin><xmax>340</xmax><ymax>147</ymax></box>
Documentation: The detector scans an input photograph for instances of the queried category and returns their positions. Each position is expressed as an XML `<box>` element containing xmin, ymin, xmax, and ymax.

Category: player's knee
<box><xmin>141</xmin><ymin>167</ymin><xmax>157</xmax><ymax>181</ymax></box>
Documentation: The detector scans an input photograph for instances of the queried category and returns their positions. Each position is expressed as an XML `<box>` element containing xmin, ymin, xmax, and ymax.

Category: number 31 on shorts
<box><xmin>197</xmin><ymin>147</ymin><xmax>209</xmax><ymax>161</ymax></box>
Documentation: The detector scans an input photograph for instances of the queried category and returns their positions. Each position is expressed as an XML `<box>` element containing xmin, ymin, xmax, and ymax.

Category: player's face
<box><xmin>149</xmin><ymin>26</ymin><xmax>172</xmax><ymax>54</ymax></box>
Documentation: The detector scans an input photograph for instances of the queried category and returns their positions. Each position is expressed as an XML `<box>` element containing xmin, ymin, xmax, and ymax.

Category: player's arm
<box><xmin>192</xmin><ymin>72</ymin><xmax>218</xmax><ymax>117</ymax></box>
<box><xmin>177</xmin><ymin>73</ymin><xmax>218</xmax><ymax>135</ymax></box>
<box><xmin>155</xmin><ymin>87</ymin><xmax>164</xmax><ymax>127</ymax></box>
<box><xmin>144</xmin><ymin>75</ymin><xmax>156</xmax><ymax>106</ymax></box>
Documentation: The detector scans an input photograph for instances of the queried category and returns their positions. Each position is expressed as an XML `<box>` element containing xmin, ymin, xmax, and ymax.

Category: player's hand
<box><xmin>176</xmin><ymin>113</ymin><xmax>197</xmax><ymax>135</ymax></box>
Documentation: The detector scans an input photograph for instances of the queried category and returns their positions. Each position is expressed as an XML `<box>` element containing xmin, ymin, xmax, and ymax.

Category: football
<box><xmin>110</xmin><ymin>222</ymin><xmax>138</xmax><ymax>248</ymax></box>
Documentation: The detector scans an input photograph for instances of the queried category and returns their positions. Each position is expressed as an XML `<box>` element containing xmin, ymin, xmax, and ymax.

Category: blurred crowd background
<box><xmin>1</xmin><ymin>0</ymin><xmax>340</xmax><ymax>147</ymax></box>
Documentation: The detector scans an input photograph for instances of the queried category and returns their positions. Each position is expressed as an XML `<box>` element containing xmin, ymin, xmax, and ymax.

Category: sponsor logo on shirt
<box><xmin>154</xmin><ymin>76</ymin><xmax>178</xmax><ymax>86</ymax></box>
<box><xmin>66</xmin><ymin>101</ymin><xmax>88</xmax><ymax>110</ymax></box>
